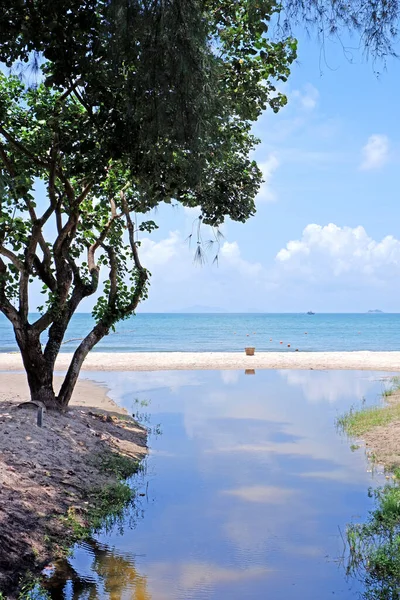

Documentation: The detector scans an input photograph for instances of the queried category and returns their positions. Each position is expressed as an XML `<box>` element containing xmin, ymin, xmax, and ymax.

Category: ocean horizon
<box><xmin>1</xmin><ymin>312</ymin><xmax>400</xmax><ymax>353</ymax></box>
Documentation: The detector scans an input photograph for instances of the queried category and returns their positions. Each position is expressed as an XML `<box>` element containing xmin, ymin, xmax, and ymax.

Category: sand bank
<box><xmin>2</xmin><ymin>351</ymin><xmax>400</xmax><ymax>372</ymax></box>
<box><xmin>0</xmin><ymin>374</ymin><xmax>147</xmax><ymax>596</ymax></box>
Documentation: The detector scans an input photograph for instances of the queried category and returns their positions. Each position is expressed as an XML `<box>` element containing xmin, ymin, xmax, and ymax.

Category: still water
<box><xmin>43</xmin><ymin>370</ymin><xmax>391</xmax><ymax>599</ymax></box>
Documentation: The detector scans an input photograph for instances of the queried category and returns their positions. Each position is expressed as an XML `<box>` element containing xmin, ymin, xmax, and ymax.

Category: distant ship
<box><xmin>306</xmin><ymin>311</ymin><xmax>315</xmax><ymax>315</ymax></box>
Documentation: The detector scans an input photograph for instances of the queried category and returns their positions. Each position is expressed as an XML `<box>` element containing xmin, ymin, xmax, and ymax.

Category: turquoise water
<box><xmin>1</xmin><ymin>312</ymin><xmax>400</xmax><ymax>353</ymax></box>
<box><xmin>42</xmin><ymin>369</ymin><xmax>389</xmax><ymax>599</ymax></box>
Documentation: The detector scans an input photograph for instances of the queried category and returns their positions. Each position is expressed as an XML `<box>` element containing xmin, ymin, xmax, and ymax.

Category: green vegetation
<box><xmin>0</xmin><ymin>576</ymin><xmax>51</xmax><ymax>599</ymax></box>
<box><xmin>58</xmin><ymin>450</ymin><xmax>141</xmax><ymax>546</ymax></box>
<box><xmin>336</xmin><ymin>377</ymin><xmax>400</xmax><ymax>438</ymax></box>
<box><xmin>336</xmin><ymin>403</ymin><xmax>400</xmax><ymax>438</ymax></box>
<box><xmin>60</xmin><ymin>481</ymin><xmax>134</xmax><ymax>542</ymax></box>
<box><xmin>346</xmin><ymin>483</ymin><xmax>400</xmax><ymax>599</ymax></box>
<box><xmin>338</xmin><ymin>376</ymin><xmax>400</xmax><ymax>597</ymax></box>
<box><xmin>93</xmin><ymin>450</ymin><xmax>140</xmax><ymax>480</ymax></box>
<box><xmin>382</xmin><ymin>377</ymin><xmax>400</xmax><ymax>398</ymax></box>
<box><xmin>17</xmin><ymin>578</ymin><xmax>51</xmax><ymax>600</ymax></box>
<box><xmin>350</xmin><ymin>444</ymin><xmax>361</xmax><ymax>452</ymax></box>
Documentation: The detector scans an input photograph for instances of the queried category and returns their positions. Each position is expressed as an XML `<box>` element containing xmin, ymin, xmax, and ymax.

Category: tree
<box><xmin>0</xmin><ymin>0</ymin><xmax>297</xmax><ymax>409</ymax></box>
<box><xmin>279</xmin><ymin>0</ymin><xmax>400</xmax><ymax>60</ymax></box>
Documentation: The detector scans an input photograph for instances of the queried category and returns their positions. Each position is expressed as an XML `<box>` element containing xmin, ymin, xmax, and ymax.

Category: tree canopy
<box><xmin>0</xmin><ymin>0</ymin><xmax>297</xmax><ymax>408</ymax></box>
<box><xmin>279</xmin><ymin>0</ymin><xmax>400</xmax><ymax>60</ymax></box>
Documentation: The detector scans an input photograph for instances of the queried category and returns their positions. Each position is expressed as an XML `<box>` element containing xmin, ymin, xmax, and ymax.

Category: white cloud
<box><xmin>136</xmin><ymin>231</ymin><xmax>267</xmax><ymax>311</ymax></box>
<box><xmin>148</xmin><ymin>562</ymin><xmax>269</xmax><ymax>598</ymax></box>
<box><xmin>220</xmin><ymin>371</ymin><xmax>240</xmax><ymax>385</ymax></box>
<box><xmin>279</xmin><ymin>370</ymin><xmax>379</xmax><ymax>404</ymax></box>
<box><xmin>220</xmin><ymin>241</ymin><xmax>264</xmax><ymax>278</ymax></box>
<box><xmin>140</xmin><ymin>230</ymin><xmax>182</xmax><ymax>268</ymax></box>
<box><xmin>360</xmin><ymin>134</ymin><xmax>389</xmax><ymax>170</ymax></box>
<box><xmin>221</xmin><ymin>485</ymin><xmax>295</xmax><ymax>504</ymax></box>
<box><xmin>255</xmin><ymin>153</ymin><xmax>280</xmax><ymax>203</ymax></box>
<box><xmin>292</xmin><ymin>83</ymin><xmax>319</xmax><ymax>111</ymax></box>
<box><xmin>276</xmin><ymin>223</ymin><xmax>400</xmax><ymax>283</ymax></box>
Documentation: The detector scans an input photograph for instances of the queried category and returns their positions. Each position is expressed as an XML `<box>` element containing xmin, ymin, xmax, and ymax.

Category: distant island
<box><xmin>367</xmin><ymin>309</ymin><xmax>383</xmax><ymax>313</ymax></box>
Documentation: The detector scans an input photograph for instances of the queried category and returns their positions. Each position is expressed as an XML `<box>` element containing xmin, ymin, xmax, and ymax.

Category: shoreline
<box><xmin>2</xmin><ymin>351</ymin><xmax>400</xmax><ymax>372</ymax></box>
<box><xmin>0</xmin><ymin>374</ymin><xmax>147</xmax><ymax>596</ymax></box>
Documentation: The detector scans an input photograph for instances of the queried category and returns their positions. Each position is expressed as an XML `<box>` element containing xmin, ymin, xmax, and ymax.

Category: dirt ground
<box><xmin>363</xmin><ymin>389</ymin><xmax>400</xmax><ymax>470</ymax></box>
<box><xmin>363</xmin><ymin>420</ymin><xmax>400</xmax><ymax>469</ymax></box>
<box><xmin>0</xmin><ymin>374</ymin><xmax>147</xmax><ymax>596</ymax></box>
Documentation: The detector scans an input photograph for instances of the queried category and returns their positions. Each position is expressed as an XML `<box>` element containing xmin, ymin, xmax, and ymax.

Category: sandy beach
<box><xmin>0</xmin><ymin>374</ymin><xmax>147</xmax><ymax>595</ymax></box>
<box><xmin>2</xmin><ymin>351</ymin><xmax>400</xmax><ymax>372</ymax></box>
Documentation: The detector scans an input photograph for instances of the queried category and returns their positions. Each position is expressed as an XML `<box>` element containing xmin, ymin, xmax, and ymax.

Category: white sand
<box><xmin>1</xmin><ymin>351</ymin><xmax>400</xmax><ymax>372</ymax></box>
<box><xmin>0</xmin><ymin>372</ymin><xmax>126</xmax><ymax>412</ymax></box>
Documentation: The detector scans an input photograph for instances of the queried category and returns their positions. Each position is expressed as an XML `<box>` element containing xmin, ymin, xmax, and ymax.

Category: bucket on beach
<box><xmin>245</xmin><ymin>347</ymin><xmax>255</xmax><ymax>356</ymax></box>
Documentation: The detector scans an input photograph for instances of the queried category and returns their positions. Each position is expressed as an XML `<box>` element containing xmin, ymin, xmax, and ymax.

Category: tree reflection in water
<box><xmin>345</xmin><ymin>482</ymin><xmax>400</xmax><ymax>600</ymax></box>
<box><xmin>43</xmin><ymin>538</ymin><xmax>151</xmax><ymax>600</ymax></box>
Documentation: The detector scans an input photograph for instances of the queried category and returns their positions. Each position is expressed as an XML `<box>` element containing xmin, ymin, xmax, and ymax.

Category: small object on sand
<box><xmin>37</xmin><ymin>407</ymin><xmax>44</xmax><ymax>428</ymax></box>
<box><xmin>245</xmin><ymin>347</ymin><xmax>255</xmax><ymax>356</ymax></box>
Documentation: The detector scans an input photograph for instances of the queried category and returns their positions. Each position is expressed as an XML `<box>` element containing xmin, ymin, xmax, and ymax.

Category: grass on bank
<box><xmin>346</xmin><ymin>483</ymin><xmax>400</xmax><ymax>598</ymax></box>
<box><xmin>57</xmin><ymin>450</ymin><xmax>142</xmax><ymax>546</ymax></box>
<box><xmin>336</xmin><ymin>376</ymin><xmax>400</xmax><ymax>438</ymax></box>
<box><xmin>336</xmin><ymin>403</ymin><xmax>400</xmax><ymax>437</ymax></box>
<box><xmin>382</xmin><ymin>375</ymin><xmax>400</xmax><ymax>398</ymax></box>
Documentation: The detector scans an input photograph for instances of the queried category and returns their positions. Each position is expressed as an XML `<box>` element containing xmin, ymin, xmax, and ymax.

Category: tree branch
<box><xmin>57</xmin><ymin>78</ymin><xmax>83</xmax><ymax>105</ymax></box>
<box><xmin>0</xmin><ymin>245</ymin><xmax>25</xmax><ymax>272</ymax></box>
<box><xmin>18</xmin><ymin>270</ymin><xmax>29</xmax><ymax>322</ymax></box>
<box><xmin>87</xmin><ymin>198</ymin><xmax>120</xmax><ymax>273</ymax></box>
<box><xmin>0</xmin><ymin>257</ymin><xmax>20</xmax><ymax>326</ymax></box>
<box><xmin>53</xmin><ymin>181</ymin><xmax>93</xmax><ymax>257</ymax></box>
<box><xmin>120</xmin><ymin>191</ymin><xmax>148</xmax><ymax>313</ymax></box>
<box><xmin>120</xmin><ymin>192</ymin><xmax>145</xmax><ymax>273</ymax></box>
<box><xmin>32</xmin><ymin>255</ymin><xmax>57</xmax><ymax>291</ymax></box>
<box><xmin>102</xmin><ymin>243</ymin><xmax>118</xmax><ymax>309</ymax></box>
<box><xmin>0</xmin><ymin>142</ymin><xmax>16</xmax><ymax>178</ymax></box>
<box><xmin>0</xmin><ymin>126</ymin><xmax>50</xmax><ymax>170</ymax></box>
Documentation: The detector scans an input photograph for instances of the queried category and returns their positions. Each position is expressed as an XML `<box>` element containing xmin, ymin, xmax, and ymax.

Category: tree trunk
<box><xmin>25</xmin><ymin>365</ymin><xmax>59</xmax><ymax>408</ymax></box>
<box><xmin>14</xmin><ymin>325</ymin><xmax>61</xmax><ymax>410</ymax></box>
<box><xmin>57</xmin><ymin>321</ymin><xmax>109</xmax><ymax>407</ymax></box>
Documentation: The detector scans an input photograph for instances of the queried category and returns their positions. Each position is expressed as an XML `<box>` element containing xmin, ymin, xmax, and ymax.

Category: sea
<box><xmin>1</xmin><ymin>312</ymin><xmax>400</xmax><ymax>353</ymax></box>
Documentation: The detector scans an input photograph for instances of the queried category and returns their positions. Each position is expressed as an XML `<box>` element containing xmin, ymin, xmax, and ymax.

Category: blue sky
<box><xmin>8</xmin><ymin>30</ymin><xmax>399</xmax><ymax>313</ymax></box>
<box><xmin>134</xmin><ymin>31</ymin><xmax>400</xmax><ymax>313</ymax></box>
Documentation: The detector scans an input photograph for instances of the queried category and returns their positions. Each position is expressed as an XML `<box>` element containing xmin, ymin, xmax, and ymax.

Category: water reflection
<box><xmin>345</xmin><ymin>483</ymin><xmax>400</xmax><ymax>600</ymax></box>
<box><xmin>44</xmin><ymin>540</ymin><xmax>150</xmax><ymax>599</ymax></box>
<box><xmin>279</xmin><ymin>369</ymin><xmax>384</xmax><ymax>404</ymax></box>
<box><xmin>46</xmin><ymin>370</ymin><xmax>394</xmax><ymax>599</ymax></box>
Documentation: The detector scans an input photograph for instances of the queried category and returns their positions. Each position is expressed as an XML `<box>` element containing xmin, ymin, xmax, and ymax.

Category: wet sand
<box><xmin>1</xmin><ymin>351</ymin><xmax>400</xmax><ymax>372</ymax></box>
